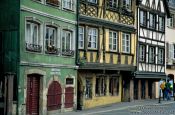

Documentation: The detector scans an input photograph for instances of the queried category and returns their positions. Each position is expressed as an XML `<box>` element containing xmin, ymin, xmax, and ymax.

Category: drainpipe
<box><xmin>75</xmin><ymin>0</ymin><xmax>80</xmax><ymax>66</ymax></box>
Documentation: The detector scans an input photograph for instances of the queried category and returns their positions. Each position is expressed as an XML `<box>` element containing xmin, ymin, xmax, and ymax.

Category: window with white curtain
<box><xmin>109</xmin><ymin>31</ymin><xmax>118</xmax><ymax>51</ymax></box>
<box><xmin>140</xmin><ymin>10</ymin><xmax>147</xmax><ymax>27</ymax></box>
<box><xmin>78</xmin><ymin>26</ymin><xmax>84</xmax><ymax>49</ymax></box>
<box><xmin>149</xmin><ymin>13</ymin><xmax>156</xmax><ymax>29</ymax></box>
<box><xmin>88</xmin><ymin>27</ymin><xmax>98</xmax><ymax>49</ymax></box>
<box><xmin>159</xmin><ymin>16</ymin><xmax>164</xmax><ymax>31</ymax></box>
<box><xmin>88</xmin><ymin>0</ymin><xmax>97</xmax><ymax>4</ymax></box>
<box><xmin>122</xmin><ymin>33</ymin><xmax>131</xmax><ymax>53</ymax></box>
<box><xmin>167</xmin><ymin>14</ymin><xmax>174</xmax><ymax>27</ymax></box>
<box><xmin>139</xmin><ymin>44</ymin><xmax>146</xmax><ymax>62</ymax></box>
<box><xmin>158</xmin><ymin>48</ymin><xmax>164</xmax><ymax>64</ymax></box>
<box><xmin>63</xmin><ymin>0</ymin><xmax>74</xmax><ymax>10</ymax></box>
<box><xmin>149</xmin><ymin>47</ymin><xmax>155</xmax><ymax>63</ymax></box>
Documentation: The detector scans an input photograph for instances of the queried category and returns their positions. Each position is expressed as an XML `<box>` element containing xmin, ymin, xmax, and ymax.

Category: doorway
<box><xmin>26</xmin><ymin>74</ymin><xmax>40</xmax><ymax>115</ymax></box>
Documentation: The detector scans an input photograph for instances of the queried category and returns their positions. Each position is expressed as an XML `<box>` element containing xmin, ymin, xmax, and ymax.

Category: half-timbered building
<box><xmin>135</xmin><ymin>0</ymin><xmax>170</xmax><ymax>99</ymax></box>
<box><xmin>77</xmin><ymin>0</ymin><xmax>137</xmax><ymax>109</ymax></box>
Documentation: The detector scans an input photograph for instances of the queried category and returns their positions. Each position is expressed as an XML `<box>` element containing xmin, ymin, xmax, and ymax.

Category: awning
<box><xmin>135</xmin><ymin>72</ymin><xmax>166</xmax><ymax>79</ymax></box>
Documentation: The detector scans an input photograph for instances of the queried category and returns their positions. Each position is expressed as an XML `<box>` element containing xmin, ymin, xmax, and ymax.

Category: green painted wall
<box><xmin>18</xmin><ymin>0</ymin><xmax>77</xmax><ymax>114</ymax></box>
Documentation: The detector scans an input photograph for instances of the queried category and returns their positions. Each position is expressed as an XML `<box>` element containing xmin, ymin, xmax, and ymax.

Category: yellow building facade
<box><xmin>77</xmin><ymin>0</ymin><xmax>137</xmax><ymax>109</ymax></box>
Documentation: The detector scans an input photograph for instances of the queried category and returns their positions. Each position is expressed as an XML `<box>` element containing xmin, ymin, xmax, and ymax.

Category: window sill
<box><xmin>46</xmin><ymin>2</ymin><xmax>60</xmax><ymax>8</ymax></box>
<box><xmin>121</xmin><ymin>52</ymin><xmax>134</xmax><ymax>56</ymax></box>
<box><xmin>87</xmin><ymin>48</ymin><xmax>98</xmax><ymax>51</ymax></box>
<box><xmin>63</xmin><ymin>8</ymin><xmax>75</xmax><ymax>13</ymax></box>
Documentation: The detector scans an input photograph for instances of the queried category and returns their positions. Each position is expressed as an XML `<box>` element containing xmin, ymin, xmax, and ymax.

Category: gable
<box><xmin>140</xmin><ymin>0</ymin><xmax>170</xmax><ymax>15</ymax></box>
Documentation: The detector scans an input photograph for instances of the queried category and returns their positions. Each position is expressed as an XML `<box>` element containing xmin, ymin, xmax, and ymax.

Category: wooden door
<box><xmin>26</xmin><ymin>75</ymin><xmax>40</xmax><ymax>115</ymax></box>
<box><xmin>65</xmin><ymin>87</ymin><xmax>74</xmax><ymax>108</ymax></box>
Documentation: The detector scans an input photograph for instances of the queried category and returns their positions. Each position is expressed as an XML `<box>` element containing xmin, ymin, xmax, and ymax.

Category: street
<box><xmin>94</xmin><ymin>103</ymin><xmax>175</xmax><ymax>115</ymax></box>
<box><xmin>60</xmin><ymin>99</ymin><xmax>175</xmax><ymax>115</ymax></box>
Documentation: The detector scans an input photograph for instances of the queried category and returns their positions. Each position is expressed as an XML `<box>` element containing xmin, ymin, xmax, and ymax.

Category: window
<box><xmin>85</xmin><ymin>78</ymin><xmax>92</xmax><ymax>99</ymax></box>
<box><xmin>139</xmin><ymin>44</ymin><xmax>146</xmax><ymax>62</ymax></box>
<box><xmin>79</xmin><ymin>27</ymin><xmax>84</xmax><ymax>49</ymax></box>
<box><xmin>63</xmin><ymin>0</ymin><xmax>74</xmax><ymax>10</ymax></box>
<box><xmin>45</xmin><ymin>26</ymin><xmax>58</xmax><ymax>54</ymax></box>
<box><xmin>109</xmin><ymin>31</ymin><xmax>118</xmax><ymax>51</ymax></box>
<box><xmin>95</xmin><ymin>77</ymin><xmax>106</xmax><ymax>96</ymax></box>
<box><xmin>123</xmin><ymin>0</ymin><xmax>131</xmax><ymax>10</ymax></box>
<box><xmin>62</xmin><ymin>30</ymin><xmax>74</xmax><ymax>56</ymax></box>
<box><xmin>47</xmin><ymin>81</ymin><xmax>62</xmax><ymax>111</ymax></box>
<box><xmin>109</xmin><ymin>77</ymin><xmax>119</xmax><ymax>96</ymax></box>
<box><xmin>167</xmin><ymin>14</ymin><xmax>174</xmax><ymax>27</ymax></box>
<box><xmin>168</xmin><ymin>43</ymin><xmax>175</xmax><ymax>60</ymax></box>
<box><xmin>159</xmin><ymin>16</ymin><xmax>164</xmax><ymax>31</ymax></box>
<box><xmin>88</xmin><ymin>0</ymin><xmax>97</xmax><ymax>4</ymax></box>
<box><xmin>158</xmin><ymin>48</ymin><xmax>164</xmax><ymax>64</ymax></box>
<box><xmin>140</xmin><ymin>10</ymin><xmax>147</xmax><ymax>27</ymax></box>
<box><xmin>26</xmin><ymin>21</ymin><xmax>42</xmax><ymax>52</ymax></box>
<box><xmin>149</xmin><ymin>13</ymin><xmax>156</xmax><ymax>29</ymax></box>
<box><xmin>46</xmin><ymin>0</ymin><xmax>60</xmax><ymax>6</ymax></box>
<box><xmin>122</xmin><ymin>33</ymin><xmax>130</xmax><ymax>53</ymax></box>
<box><xmin>88</xmin><ymin>27</ymin><xmax>98</xmax><ymax>49</ymax></box>
<box><xmin>149</xmin><ymin>47</ymin><xmax>155</xmax><ymax>63</ymax></box>
<box><xmin>66</xmin><ymin>78</ymin><xmax>74</xmax><ymax>85</ymax></box>
<box><xmin>107</xmin><ymin>0</ymin><xmax>118</xmax><ymax>9</ymax></box>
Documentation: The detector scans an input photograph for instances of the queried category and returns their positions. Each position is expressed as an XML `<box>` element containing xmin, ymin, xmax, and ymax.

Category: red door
<box><xmin>26</xmin><ymin>75</ymin><xmax>40</xmax><ymax>115</ymax></box>
<box><xmin>65</xmin><ymin>87</ymin><xmax>74</xmax><ymax>108</ymax></box>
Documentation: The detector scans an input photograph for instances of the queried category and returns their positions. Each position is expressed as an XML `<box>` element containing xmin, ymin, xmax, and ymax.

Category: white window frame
<box><xmin>167</xmin><ymin>14</ymin><xmax>174</xmax><ymax>28</ymax></box>
<box><xmin>26</xmin><ymin>21</ymin><xmax>40</xmax><ymax>45</ymax></box>
<box><xmin>158</xmin><ymin>48</ymin><xmax>164</xmax><ymax>64</ymax></box>
<box><xmin>45</xmin><ymin>26</ymin><xmax>57</xmax><ymax>49</ymax></box>
<box><xmin>123</xmin><ymin>0</ymin><xmax>131</xmax><ymax>10</ymax></box>
<box><xmin>88</xmin><ymin>0</ymin><xmax>97</xmax><ymax>4</ymax></box>
<box><xmin>140</xmin><ymin>10</ymin><xmax>147</xmax><ymax>26</ymax></box>
<box><xmin>159</xmin><ymin>16</ymin><xmax>164</xmax><ymax>31</ymax></box>
<box><xmin>139</xmin><ymin>44</ymin><xmax>146</xmax><ymax>62</ymax></box>
<box><xmin>79</xmin><ymin>26</ymin><xmax>84</xmax><ymax>49</ymax></box>
<box><xmin>122</xmin><ymin>33</ymin><xmax>131</xmax><ymax>53</ymax></box>
<box><xmin>109</xmin><ymin>31</ymin><xmax>118</xmax><ymax>51</ymax></box>
<box><xmin>149</xmin><ymin>47</ymin><xmax>155</xmax><ymax>63</ymax></box>
<box><xmin>149</xmin><ymin>13</ymin><xmax>156</xmax><ymax>29</ymax></box>
<box><xmin>88</xmin><ymin>27</ymin><xmax>98</xmax><ymax>49</ymax></box>
<box><xmin>63</xmin><ymin>0</ymin><xmax>74</xmax><ymax>10</ymax></box>
<box><xmin>62</xmin><ymin>30</ymin><xmax>72</xmax><ymax>51</ymax></box>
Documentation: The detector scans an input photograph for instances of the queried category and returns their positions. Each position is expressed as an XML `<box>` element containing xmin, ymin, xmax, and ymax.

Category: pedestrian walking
<box><xmin>160</xmin><ymin>80</ymin><xmax>166</xmax><ymax>100</ymax></box>
<box><xmin>165</xmin><ymin>80</ymin><xmax>172</xmax><ymax>100</ymax></box>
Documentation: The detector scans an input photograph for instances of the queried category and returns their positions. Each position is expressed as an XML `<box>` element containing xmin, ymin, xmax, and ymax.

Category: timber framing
<box><xmin>79</xmin><ymin>16</ymin><xmax>136</xmax><ymax>33</ymax></box>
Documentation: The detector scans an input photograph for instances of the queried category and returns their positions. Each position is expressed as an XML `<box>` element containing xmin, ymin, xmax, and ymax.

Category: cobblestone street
<box><xmin>60</xmin><ymin>99</ymin><xmax>175</xmax><ymax>115</ymax></box>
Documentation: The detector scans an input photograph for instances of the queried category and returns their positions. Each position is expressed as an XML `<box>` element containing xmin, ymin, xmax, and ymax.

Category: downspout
<box><xmin>17</xmin><ymin>0</ymin><xmax>20</xmax><ymax>114</ymax></box>
<box><xmin>75</xmin><ymin>0</ymin><xmax>79</xmax><ymax>66</ymax></box>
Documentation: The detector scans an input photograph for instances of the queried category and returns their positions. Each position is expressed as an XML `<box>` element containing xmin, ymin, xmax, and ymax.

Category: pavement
<box><xmin>59</xmin><ymin>98</ymin><xmax>175</xmax><ymax>115</ymax></box>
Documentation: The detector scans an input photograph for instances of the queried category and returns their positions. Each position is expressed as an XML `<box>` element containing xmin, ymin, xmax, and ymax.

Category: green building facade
<box><xmin>0</xmin><ymin>0</ymin><xmax>77</xmax><ymax>114</ymax></box>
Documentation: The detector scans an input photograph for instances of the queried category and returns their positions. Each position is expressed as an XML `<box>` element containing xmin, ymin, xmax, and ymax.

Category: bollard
<box><xmin>158</xmin><ymin>89</ymin><xmax>161</xmax><ymax>103</ymax></box>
